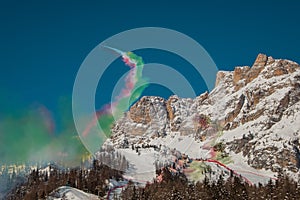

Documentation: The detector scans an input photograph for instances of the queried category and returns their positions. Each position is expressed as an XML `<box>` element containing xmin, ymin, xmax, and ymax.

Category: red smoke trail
<box><xmin>82</xmin><ymin>104</ymin><xmax>113</xmax><ymax>137</ymax></box>
<box><xmin>209</xmin><ymin>148</ymin><xmax>217</xmax><ymax>158</ymax></box>
<box><xmin>205</xmin><ymin>159</ymin><xmax>253</xmax><ymax>185</ymax></box>
<box><xmin>82</xmin><ymin>113</ymin><xmax>99</xmax><ymax>137</ymax></box>
<box><xmin>38</xmin><ymin>105</ymin><xmax>55</xmax><ymax>134</ymax></box>
<box><xmin>122</xmin><ymin>55</ymin><xmax>136</xmax><ymax>68</ymax></box>
<box><xmin>82</xmin><ymin>54</ymin><xmax>138</xmax><ymax>138</ymax></box>
<box><xmin>117</xmin><ymin>68</ymin><xmax>137</xmax><ymax>99</ymax></box>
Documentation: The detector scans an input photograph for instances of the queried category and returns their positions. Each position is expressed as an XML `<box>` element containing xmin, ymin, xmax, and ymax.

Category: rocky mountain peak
<box><xmin>110</xmin><ymin>54</ymin><xmax>300</xmax><ymax>175</ymax></box>
<box><xmin>217</xmin><ymin>54</ymin><xmax>299</xmax><ymax>92</ymax></box>
<box><xmin>113</xmin><ymin>54</ymin><xmax>300</xmax><ymax>137</ymax></box>
<box><xmin>129</xmin><ymin>96</ymin><xmax>165</xmax><ymax>124</ymax></box>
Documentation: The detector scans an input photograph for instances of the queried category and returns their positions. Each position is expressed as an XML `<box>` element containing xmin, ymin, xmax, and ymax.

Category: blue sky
<box><xmin>0</xmin><ymin>0</ymin><xmax>299</xmax><ymax>122</ymax></box>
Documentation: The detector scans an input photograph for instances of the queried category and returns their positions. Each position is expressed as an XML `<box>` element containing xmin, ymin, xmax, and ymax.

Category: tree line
<box><xmin>5</xmin><ymin>160</ymin><xmax>123</xmax><ymax>200</ymax></box>
<box><xmin>121</xmin><ymin>168</ymin><xmax>300</xmax><ymax>200</ymax></box>
<box><xmin>5</xmin><ymin>160</ymin><xmax>300</xmax><ymax>199</ymax></box>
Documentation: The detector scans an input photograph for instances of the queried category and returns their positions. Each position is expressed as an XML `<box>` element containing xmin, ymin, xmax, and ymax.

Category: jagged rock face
<box><xmin>112</xmin><ymin>54</ymin><xmax>300</xmax><ymax>173</ymax></box>
<box><xmin>166</xmin><ymin>96</ymin><xmax>177</xmax><ymax>122</ymax></box>
<box><xmin>129</xmin><ymin>96</ymin><xmax>152</xmax><ymax>124</ymax></box>
<box><xmin>215</xmin><ymin>71</ymin><xmax>227</xmax><ymax>87</ymax></box>
<box><xmin>224</xmin><ymin>94</ymin><xmax>245</xmax><ymax>126</ymax></box>
<box><xmin>232</xmin><ymin>55</ymin><xmax>278</xmax><ymax>91</ymax></box>
<box><xmin>253</xmin><ymin>53</ymin><xmax>268</xmax><ymax>67</ymax></box>
<box><xmin>111</xmin><ymin>96</ymin><xmax>168</xmax><ymax>142</ymax></box>
<box><xmin>233</xmin><ymin>66</ymin><xmax>250</xmax><ymax>91</ymax></box>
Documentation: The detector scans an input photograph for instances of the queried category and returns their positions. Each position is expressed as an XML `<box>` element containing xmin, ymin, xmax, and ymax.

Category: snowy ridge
<box><xmin>108</xmin><ymin>54</ymin><xmax>300</xmax><ymax>184</ymax></box>
<box><xmin>47</xmin><ymin>186</ymin><xmax>99</xmax><ymax>200</ymax></box>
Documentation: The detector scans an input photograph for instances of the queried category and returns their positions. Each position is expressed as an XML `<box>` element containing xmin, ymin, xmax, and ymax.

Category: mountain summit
<box><xmin>110</xmin><ymin>54</ymin><xmax>300</xmax><ymax>179</ymax></box>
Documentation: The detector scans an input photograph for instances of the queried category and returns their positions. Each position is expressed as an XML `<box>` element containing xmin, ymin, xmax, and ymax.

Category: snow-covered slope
<box><xmin>108</xmin><ymin>54</ymin><xmax>300</xmax><ymax>183</ymax></box>
<box><xmin>47</xmin><ymin>186</ymin><xmax>99</xmax><ymax>200</ymax></box>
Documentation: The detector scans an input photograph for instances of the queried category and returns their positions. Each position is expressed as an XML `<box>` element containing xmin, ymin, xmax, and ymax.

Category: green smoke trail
<box><xmin>0</xmin><ymin>51</ymin><xmax>148</xmax><ymax>166</ymax></box>
<box><xmin>82</xmin><ymin>50</ymin><xmax>148</xmax><ymax>145</ymax></box>
<box><xmin>112</xmin><ymin>51</ymin><xmax>148</xmax><ymax>119</ymax></box>
<box><xmin>0</xmin><ymin>96</ymin><xmax>89</xmax><ymax>166</ymax></box>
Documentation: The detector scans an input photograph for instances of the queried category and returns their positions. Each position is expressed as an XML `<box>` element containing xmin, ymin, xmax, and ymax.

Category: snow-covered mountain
<box><xmin>47</xmin><ymin>186</ymin><xmax>99</xmax><ymax>200</ymax></box>
<box><xmin>109</xmin><ymin>54</ymin><xmax>300</xmax><ymax>183</ymax></box>
<box><xmin>11</xmin><ymin>54</ymin><xmax>299</xmax><ymax>199</ymax></box>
